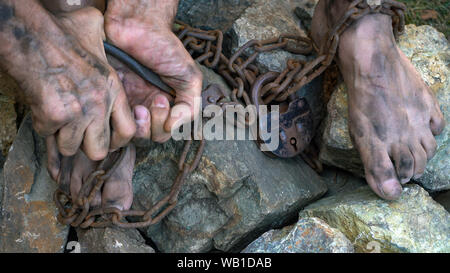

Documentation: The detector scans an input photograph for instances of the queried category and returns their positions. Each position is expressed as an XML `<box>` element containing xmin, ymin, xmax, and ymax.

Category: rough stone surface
<box><xmin>229</xmin><ymin>0</ymin><xmax>311</xmax><ymax>73</ymax></box>
<box><xmin>229</xmin><ymin>0</ymin><xmax>325</xmax><ymax>130</ymax></box>
<box><xmin>77</xmin><ymin>228</ymin><xmax>155</xmax><ymax>253</ymax></box>
<box><xmin>319</xmin><ymin>167</ymin><xmax>366</xmax><ymax>198</ymax></box>
<box><xmin>242</xmin><ymin>217</ymin><xmax>353</xmax><ymax>253</ymax></box>
<box><xmin>132</xmin><ymin>66</ymin><xmax>327</xmax><ymax>253</ymax></box>
<box><xmin>319</xmin><ymin>25</ymin><xmax>450</xmax><ymax>191</ymax></box>
<box><xmin>0</xmin><ymin>94</ymin><xmax>17</xmax><ymax>157</ymax></box>
<box><xmin>294</xmin><ymin>0</ymin><xmax>319</xmax><ymax>17</ymax></box>
<box><xmin>0</xmin><ymin>115</ymin><xmax>69</xmax><ymax>252</ymax></box>
<box><xmin>0</xmin><ymin>71</ymin><xmax>21</xmax><ymax>98</ymax></box>
<box><xmin>299</xmin><ymin>184</ymin><xmax>450</xmax><ymax>253</ymax></box>
<box><xmin>176</xmin><ymin>0</ymin><xmax>254</xmax><ymax>33</ymax></box>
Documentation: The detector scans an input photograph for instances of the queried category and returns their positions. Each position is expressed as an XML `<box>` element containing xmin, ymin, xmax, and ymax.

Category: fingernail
<box><xmin>134</xmin><ymin>106</ymin><xmax>148</xmax><ymax>122</ymax></box>
<box><xmin>151</xmin><ymin>95</ymin><xmax>168</xmax><ymax>109</ymax></box>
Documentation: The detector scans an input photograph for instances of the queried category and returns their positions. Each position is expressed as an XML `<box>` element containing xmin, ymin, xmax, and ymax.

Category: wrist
<box><xmin>0</xmin><ymin>0</ymin><xmax>56</xmax><ymax>75</ymax></box>
<box><xmin>105</xmin><ymin>0</ymin><xmax>178</xmax><ymax>48</ymax></box>
<box><xmin>106</xmin><ymin>0</ymin><xmax>178</xmax><ymax>28</ymax></box>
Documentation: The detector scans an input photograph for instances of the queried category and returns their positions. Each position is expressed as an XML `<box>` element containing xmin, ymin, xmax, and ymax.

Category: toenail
<box><xmin>400</xmin><ymin>178</ymin><xmax>410</xmax><ymax>184</ymax></box>
<box><xmin>380</xmin><ymin>179</ymin><xmax>402</xmax><ymax>200</ymax></box>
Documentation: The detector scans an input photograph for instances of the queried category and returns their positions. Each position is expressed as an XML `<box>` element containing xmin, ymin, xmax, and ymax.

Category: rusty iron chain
<box><xmin>54</xmin><ymin>0</ymin><xmax>406</xmax><ymax>228</ymax></box>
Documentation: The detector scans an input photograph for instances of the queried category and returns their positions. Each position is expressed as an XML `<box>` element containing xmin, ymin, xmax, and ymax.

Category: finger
<box><xmin>83</xmin><ymin>116</ymin><xmax>110</xmax><ymax>161</ymax></box>
<box><xmin>110</xmin><ymin>90</ymin><xmax>137</xmax><ymax>152</ymax></box>
<box><xmin>134</xmin><ymin>105</ymin><xmax>151</xmax><ymax>139</ymax></box>
<box><xmin>151</xmin><ymin>94</ymin><xmax>171</xmax><ymax>143</ymax></box>
<box><xmin>46</xmin><ymin>135</ymin><xmax>61</xmax><ymax>181</ymax></box>
<box><xmin>31</xmin><ymin>105</ymin><xmax>70</xmax><ymax>137</ymax></box>
<box><xmin>56</xmin><ymin>117</ymin><xmax>91</xmax><ymax>157</ymax></box>
<box><xmin>163</xmin><ymin>67</ymin><xmax>202</xmax><ymax>134</ymax></box>
<box><xmin>70</xmin><ymin>150</ymin><xmax>100</xmax><ymax>207</ymax></box>
<box><xmin>101</xmin><ymin>144</ymin><xmax>135</xmax><ymax>211</ymax></box>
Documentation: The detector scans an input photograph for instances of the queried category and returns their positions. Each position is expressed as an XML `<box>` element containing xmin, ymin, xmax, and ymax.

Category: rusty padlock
<box><xmin>252</xmin><ymin>72</ymin><xmax>314</xmax><ymax>158</ymax></box>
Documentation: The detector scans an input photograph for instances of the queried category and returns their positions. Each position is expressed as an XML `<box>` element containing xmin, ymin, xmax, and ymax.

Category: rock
<box><xmin>319</xmin><ymin>167</ymin><xmax>366</xmax><ymax>198</ymax></box>
<box><xmin>0</xmin><ymin>115</ymin><xmax>69</xmax><ymax>252</ymax></box>
<box><xmin>77</xmin><ymin>228</ymin><xmax>155</xmax><ymax>253</ymax></box>
<box><xmin>229</xmin><ymin>0</ymin><xmax>311</xmax><ymax>73</ymax></box>
<box><xmin>242</xmin><ymin>217</ymin><xmax>354</xmax><ymax>253</ymax></box>
<box><xmin>299</xmin><ymin>184</ymin><xmax>450</xmax><ymax>253</ymax></box>
<box><xmin>229</xmin><ymin>0</ymin><xmax>325</xmax><ymax>130</ymax></box>
<box><xmin>0</xmin><ymin>94</ymin><xmax>17</xmax><ymax>157</ymax></box>
<box><xmin>176</xmin><ymin>0</ymin><xmax>254</xmax><ymax>33</ymax></box>
<box><xmin>131</xmin><ymin>66</ymin><xmax>327</xmax><ymax>253</ymax></box>
<box><xmin>0</xmin><ymin>71</ymin><xmax>21</xmax><ymax>98</ymax></box>
<box><xmin>293</xmin><ymin>0</ymin><xmax>319</xmax><ymax>31</ymax></box>
<box><xmin>319</xmin><ymin>25</ymin><xmax>450</xmax><ymax>191</ymax></box>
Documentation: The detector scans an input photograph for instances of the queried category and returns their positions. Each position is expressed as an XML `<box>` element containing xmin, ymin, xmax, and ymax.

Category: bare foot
<box><xmin>312</xmin><ymin>3</ymin><xmax>445</xmax><ymax>200</ymax></box>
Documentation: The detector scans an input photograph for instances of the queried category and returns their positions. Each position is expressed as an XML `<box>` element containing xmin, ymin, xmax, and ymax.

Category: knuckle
<box><xmin>58</xmin><ymin>145</ymin><xmax>78</xmax><ymax>157</ymax></box>
<box><xmin>32</xmin><ymin>120</ymin><xmax>48</xmax><ymax>136</ymax></box>
<box><xmin>43</xmin><ymin>104</ymin><xmax>70</xmax><ymax>125</ymax></box>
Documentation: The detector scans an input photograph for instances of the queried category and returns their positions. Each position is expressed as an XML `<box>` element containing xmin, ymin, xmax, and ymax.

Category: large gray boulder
<box><xmin>176</xmin><ymin>0</ymin><xmax>254</xmax><ymax>33</ymax></box>
<box><xmin>242</xmin><ymin>217</ymin><xmax>354</xmax><ymax>253</ymax></box>
<box><xmin>229</xmin><ymin>0</ymin><xmax>311</xmax><ymax>73</ymax></box>
<box><xmin>131</xmin><ymin>66</ymin><xmax>327</xmax><ymax>253</ymax></box>
<box><xmin>77</xmin><ymin>227</ymin><xmax>155</xmax><ymax>253</ymax></box>
<box><xmin>299</xmin><ymin>184</ymin><xmax>450</xmax><ymax>253</ymax></box>
<box><xmin>0</xmin><ymin>116</ymin><xmax>69</xmax><ymax>252</ymax></box>
<box><xmin>319</xmin><ymin>25</ymin><xmax>450</xmax><ymax>192</ymax></box>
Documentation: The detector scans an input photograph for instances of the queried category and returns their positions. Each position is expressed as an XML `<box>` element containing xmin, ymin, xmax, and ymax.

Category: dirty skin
<box><xmin>48</xmin><ymin>0</ymin><xmax>444</xmax><ymax>208</ymax></box>
<box><xmin>312</xmin><ymin>0</ymin><xmax>445</xmax><ymax>199</ymax></box>
<box><xmin>1</xmin><ymin>0</ymin><xmax>445</xmax><ymax>213</ymax></box>
<box><xmin>41</xmin><ymin>0</ymin><xmax>202</xmax><ymax>211</ymax></box>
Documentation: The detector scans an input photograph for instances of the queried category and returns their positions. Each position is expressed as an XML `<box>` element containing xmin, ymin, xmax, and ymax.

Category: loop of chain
<box><xmin>54</xmin><ymin>0</ymin><xmax>406</xmax><ymax>229</ymax></box>
<box><xmin>54</xmin><ymin>139</ymin><xmax>205</xmax><ymax>229</ymax></box>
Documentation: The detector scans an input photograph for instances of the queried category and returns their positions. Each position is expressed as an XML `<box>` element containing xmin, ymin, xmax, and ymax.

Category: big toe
<box><xmin>361</xmin><ymin>147</ymin><xmax>403</xmax><ymax>200</ymax></box>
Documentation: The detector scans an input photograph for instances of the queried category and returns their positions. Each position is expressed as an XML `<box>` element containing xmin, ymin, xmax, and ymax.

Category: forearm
<box><xmin>0</xmin><ymin>0</ymin><xmax>63</xmax><ymax>79</ymax></box>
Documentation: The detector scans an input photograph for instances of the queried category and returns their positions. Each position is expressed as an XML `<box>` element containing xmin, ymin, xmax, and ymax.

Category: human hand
<box><xmin>0</xmin><ymin>1</ymin><xmax>136</xmax><ymax>160</ymax></box>
<box><xmin>104</xmin><ymin>0</ymin><xmax>202</xmax><ymax>143</ymax></box>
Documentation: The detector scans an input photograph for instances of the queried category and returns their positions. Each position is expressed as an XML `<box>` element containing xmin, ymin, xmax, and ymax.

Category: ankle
<box><xmin>337</xmin><ymin>14</ymin><xmax>398</xmax><ymax>69</ymax></box>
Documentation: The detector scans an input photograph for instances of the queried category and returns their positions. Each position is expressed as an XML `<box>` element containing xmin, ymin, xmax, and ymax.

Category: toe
<box><xmin>421</xmin><ymin>132</ymin><xmax>438</xmax><ymax>160</ymax></box>
<box><xmin>430</xmin><ymin>107</ymin><xmax>445</xmax><ymax>136</ymax></box>
<box><xmin>361</xmin><ymin>146</ymin><xmax>403</xmax><ymax>200</ymax></box>
<box><xmin>392</xmin><ymin>144</ymin><xmax>415</xmax><ymax>184</ymax></box>
<box><xmin>410</xmin><ymin>142</ymin><xmax>427</xmax><ymax>180</ymax></box>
